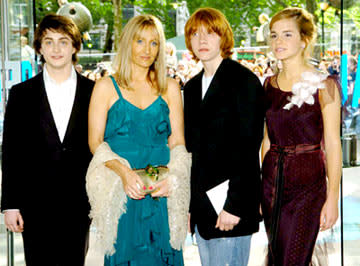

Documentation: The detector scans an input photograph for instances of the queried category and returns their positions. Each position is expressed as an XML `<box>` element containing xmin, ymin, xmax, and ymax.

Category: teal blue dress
<box><xmin>104</xmin><ymin>76</ymin><xmax>184</xmax><ymax>266</ymax></box>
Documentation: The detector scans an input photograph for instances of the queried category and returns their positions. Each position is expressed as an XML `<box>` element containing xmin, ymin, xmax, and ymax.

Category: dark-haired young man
<box><xmin>1</xmin><ymin>14</ymin><xmax>94</xmax><ymax>266</ymax></box>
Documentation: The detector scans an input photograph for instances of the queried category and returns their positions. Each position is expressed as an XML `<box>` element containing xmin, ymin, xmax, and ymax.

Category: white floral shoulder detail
<box><xmin>283</xmin><ymin>71</ymin><xmax>328</xmax><ymax>110</ymax></box>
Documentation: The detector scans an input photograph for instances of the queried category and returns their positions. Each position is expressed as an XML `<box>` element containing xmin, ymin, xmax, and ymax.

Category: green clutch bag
<box><xmin>134</xmin><ymin>165</ymin><xmax>169</xmax><ymax>193</ymax></box>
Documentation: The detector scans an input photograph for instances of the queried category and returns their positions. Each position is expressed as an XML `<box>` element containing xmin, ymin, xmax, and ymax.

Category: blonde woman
<box><xmin>88</xmin><ymin>14</ymin><xmax>187</xmax><ymax>266</ymax></box>
<box><xmin>261</xmin><ymin>7</ymin><xmax>342</xmax><ymax>265</ymax></box>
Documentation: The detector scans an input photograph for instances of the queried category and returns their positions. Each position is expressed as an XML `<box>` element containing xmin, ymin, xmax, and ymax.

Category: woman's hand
<box><xmin>319</xmin><ymin>194</ymin><xmax>339</xmax><ymax>231</ymax></box>
<box><xmin>105</xmin><ymin>159</ymin><xmax>146</xmax><ymax>200</ymax></box>
<box><xmin>120</xmin><ymin>166</ymin><xmax>146</xmax><ymax>200</ymax></box>
<box><xmin>151</xmin><ymin>178</ymin><xmax>170</xmax><ymax>198</ymax></box>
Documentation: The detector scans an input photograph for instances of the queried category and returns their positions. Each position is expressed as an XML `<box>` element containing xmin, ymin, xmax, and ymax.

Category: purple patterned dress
<box><xmin>261</xmin><ymin>74</ymin><xmax>336</xmax><ymax>265</ymax></box>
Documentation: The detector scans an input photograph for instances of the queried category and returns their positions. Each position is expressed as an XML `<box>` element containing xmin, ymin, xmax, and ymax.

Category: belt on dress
<box><xmin>270</xmin><ymin>143</ymin><xmax>321</xmax><ymax>154</ymax></box>
<box><xmin>268</xmin><ymin>143</ymin><xmax>321</xmax><ymax>263</ymax></box>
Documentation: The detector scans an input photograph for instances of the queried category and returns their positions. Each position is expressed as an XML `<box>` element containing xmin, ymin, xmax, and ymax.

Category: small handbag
<box><xmin>134</xmin><ymin>165</ymin><xmax>169</xmax><ymax>193</ymax></box>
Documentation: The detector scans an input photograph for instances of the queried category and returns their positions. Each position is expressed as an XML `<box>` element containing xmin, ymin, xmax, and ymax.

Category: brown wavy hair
<box><xmin>33</xmin><ymin>14</ymin><xmax>82</xmax><ymax>64</ymax></box>
<box><xmin>185</xmin><ymin>7</ymin><xmax>234</xmax><ymax>61</ymax></box>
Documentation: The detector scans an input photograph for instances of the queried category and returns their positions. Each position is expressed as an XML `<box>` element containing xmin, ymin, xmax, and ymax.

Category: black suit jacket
<box><xmin>184</xmin><ymin>58</ymin><xmax>264</xmax><ymax>239</ymax></box>
<box><xmin>1</xmin><ymin>72</ymin><xmax>94</xmax><ymax>221</ymax></box>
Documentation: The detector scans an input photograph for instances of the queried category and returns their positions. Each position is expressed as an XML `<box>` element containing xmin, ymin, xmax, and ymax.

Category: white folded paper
<box><xmin>206</xmin><ymin>180</ymin><xmax>229</xmax><ymax>215</ymax></box>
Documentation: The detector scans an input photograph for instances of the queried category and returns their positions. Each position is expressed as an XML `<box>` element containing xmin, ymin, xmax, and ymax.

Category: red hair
<box><xmin>185</xmin><ymin>8</ymin><xmax>234</xmax><ymax>61</ymax></box>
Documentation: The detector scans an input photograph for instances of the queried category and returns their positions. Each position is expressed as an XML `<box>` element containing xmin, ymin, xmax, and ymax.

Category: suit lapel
<box><xmin>201</xmin><ymin>59</ymin><xmax>226</xmax><ymax>108</ymax></box>
<box><xmin>193</xmin><ymin>70</ymin><xmax>203</xmax><ymax>108</ymax></box>
<box><xmin>39</xmin><ymin>73</ymin><xmax>62</xmax><ymax>147</ymax></box>
<box><xmin>184</xmin><ymin>70</ymin><xmax>202</xmax><ymax>136</ymax></box>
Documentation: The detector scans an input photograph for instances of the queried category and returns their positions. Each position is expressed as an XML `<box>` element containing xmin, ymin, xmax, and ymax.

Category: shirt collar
<box><xmin>43</xmin><ymin>64</ymin><xmax>77</xmax><ymax>87</ymax></box>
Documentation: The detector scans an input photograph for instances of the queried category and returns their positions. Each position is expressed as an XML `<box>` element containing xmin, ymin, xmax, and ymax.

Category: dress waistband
<box><xmin>270</xmin><ymin>143</ymin><xmax>321</xmax><ymax>154</ymax></box>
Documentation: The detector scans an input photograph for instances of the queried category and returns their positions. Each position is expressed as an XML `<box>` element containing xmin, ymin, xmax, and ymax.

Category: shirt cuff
<box><xmin>3</xmin><ymin>209</ymin><xmax>20</xmax><ymax>213</ymax></box>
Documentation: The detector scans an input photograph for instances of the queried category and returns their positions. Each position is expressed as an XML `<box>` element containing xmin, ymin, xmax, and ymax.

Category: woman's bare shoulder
<box><xmin>93</xmin><ymin>76</ymin><xmax>117</xmax><ymax>94</ymax></box>
<box><xmin>167</xmin><ymin>77</ymin><xmax>181</xmax><ymax>94</ymax></box>
<box><xmin>95</xmin><ymin>75</ymin><xmax>114</xmax><ymax>87</ymax></box>
<box><xmin>160</xmin><ymin>78</ymin><xmax>180</xmax><ymax>105</ymax></box>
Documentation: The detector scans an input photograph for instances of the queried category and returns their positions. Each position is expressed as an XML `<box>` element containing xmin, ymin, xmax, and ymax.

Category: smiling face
<box><xmin>190</xmin><ymin>25</ymin><xmax>222</xmax><ymax>64</ymax></box>
<box><xmin>131</xmin><ymin>27</ymin><xmax>160</xmax><ymax>70</ymax></box>
<box><xmin>39</xmin><ymin>29</ymin><xmax>75</xmax><ymax>71</ymax></box>
<box><xmin>270</xmin><ymin>18</ymin><xmax>305</xmax><ymax>62</ymax></box>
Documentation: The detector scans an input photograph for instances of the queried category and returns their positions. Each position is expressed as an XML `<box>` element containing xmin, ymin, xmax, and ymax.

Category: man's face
<box><xmin>40</xmin><ymin>29</ymin><xmax>75</xmax><ymax>71</ymax></box>
<box><xmin>190</xmin><ymin>25</ymin><xmax>222</xmax><ymax>64</ymax></box>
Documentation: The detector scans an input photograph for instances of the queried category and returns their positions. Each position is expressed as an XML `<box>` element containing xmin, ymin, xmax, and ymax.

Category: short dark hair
<box><xmin>33</xmin><ymin>14</ymin><xmax>82</xmax><ymax>64</ymax></box>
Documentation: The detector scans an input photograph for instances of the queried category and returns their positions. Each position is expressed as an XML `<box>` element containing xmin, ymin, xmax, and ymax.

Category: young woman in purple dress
<box><xmin>261</xmin><ymin>7</ymin><xmax>342</xmax><ymax>265</ymax></box>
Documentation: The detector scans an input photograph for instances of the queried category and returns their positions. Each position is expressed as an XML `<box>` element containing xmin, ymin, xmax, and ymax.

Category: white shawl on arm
<box><xmin>86</xmin><ymin>142</ymin><xmax>191</xmax><ymax>255</ymax></box>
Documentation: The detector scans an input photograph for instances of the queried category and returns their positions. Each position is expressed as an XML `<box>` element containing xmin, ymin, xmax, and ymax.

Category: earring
<box><xmin>301</xmin><ymin>44</ymin><xmax>306</xmax><ymax>49</ymax></box>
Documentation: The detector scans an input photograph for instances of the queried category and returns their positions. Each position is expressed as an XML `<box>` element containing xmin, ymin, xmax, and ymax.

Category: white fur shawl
<box><xmin>86</xmin><ymin>142</ymin><xmax>191</xmax><ymax>255</ymax></box>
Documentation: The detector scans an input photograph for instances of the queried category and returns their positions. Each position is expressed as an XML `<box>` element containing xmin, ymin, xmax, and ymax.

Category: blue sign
<box><xmin>341</xmin><ymin>54</ymin><xmax>348</xmax><ymax>106</ymax></box>
<box><xmin>21</xmin><ymin>60</ymin><xmax>33</xmax><ymax>81</ymax></box>
<box><xmin>351</xmin><ymin>54</ymin><xmax>360</xmax><ymax>108</ymax></box>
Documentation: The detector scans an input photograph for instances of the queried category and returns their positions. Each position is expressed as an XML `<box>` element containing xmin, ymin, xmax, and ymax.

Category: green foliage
<box><xmin>35</xmin><ymin>0</ymin><xmax>115</xmax><ymax>53</ymax></box>
<box><xmin>83</xmin><ymin>0</ymin><xmax>113</xmax><ymax>25</ymax></box>
<box><xmin>315</xmin><ymin>6</ymin><xmax>340</xmax><ymax>30</ymax></box>
<box><xmin>35</xmin><ymin>0</ymin><xmax>114</xmax><ymax>25</ymax></box>
<box><xmin>35</xmin><ymin>0</ymin><xmax>360</xmax><ymax>50</ymax></box>
<box><xmin>132</xmin><ymin>0</ymin><xmax>176</xmax><ymax>39</ymax></box>
<box><xmin>346</xmin><ymin>3</ymin><xmax>360</xmax><ymax>29</ymax></box>
<box><xmin>314</xmin><ymin>1</ymin><xmax>360</xmax><ymax>31</ymax></box>
<box><xmin>186</xmin><ymin>0</ymin><xmax>308</xmax><ymax>46</ymax></box>
<box><xmin>35</xmin><ymin>0</ymin><xmax>58</xmax><ymax>23</ymax></box>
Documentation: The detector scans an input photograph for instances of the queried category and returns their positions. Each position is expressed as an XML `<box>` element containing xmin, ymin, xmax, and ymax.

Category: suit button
<box><xmin>62</xmin><ymin>147</ymin><xmax>67</xmax><ymax>152</ymax></box>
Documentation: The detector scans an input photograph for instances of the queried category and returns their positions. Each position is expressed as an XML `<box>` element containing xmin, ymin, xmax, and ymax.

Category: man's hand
<box><xmin>215</xmin><ymin>210</ymin><xmax>240</xmax><ymax>231</ymax></box>
<box><xmin>4</xmin><ymin>210</ymin><xmax>24</xmax><ymax>233</ymax></box>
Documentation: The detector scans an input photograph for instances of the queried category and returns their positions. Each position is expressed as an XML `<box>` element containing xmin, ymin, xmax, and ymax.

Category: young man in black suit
<box><xmin>1</xmin><ymin>14</ymin><xmax>94</xmax><ymax>266</ymax></box>
<box><xmin>183</xmin><ymin>8</ymin><xmax>264</xmax><ymax>266</ymax></box>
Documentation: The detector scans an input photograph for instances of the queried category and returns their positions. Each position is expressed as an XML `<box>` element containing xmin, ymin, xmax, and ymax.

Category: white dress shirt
<box><xmin>202</xmin><ymin>74</ymin><xmax>214</xmax><ymax>99</ymax></box>
<box><xmin>3</xmin><ymin>66</ymin><xmax>77</xmax><ymax>213</ymax></box>
<box><xmin>43</xmin><ymin>64</ymin><xmax>77</xmax><ymax>141</ymax></box>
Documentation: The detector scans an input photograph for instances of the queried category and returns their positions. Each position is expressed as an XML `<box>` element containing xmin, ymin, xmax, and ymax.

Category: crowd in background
<box><xmin>76</xmin><ymin>41</ymin><xmax>358</xmax><ymax>92</ymax></box>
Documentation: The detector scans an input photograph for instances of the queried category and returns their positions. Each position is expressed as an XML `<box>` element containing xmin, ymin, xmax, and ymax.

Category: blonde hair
<box><xmin>166</xmin><ymin>42</ymin><xmax>177</xmax><ymax>56</ymax></box>
<box><xmin>185</xmin><ymin>7</ymin><xmax>234</xmax><ymax>61</ymax></box>
<box><xmin>270</xmin><ymin>7</ymin><xmax>317</xmax><ymax>59</ymax></box>
<box><xmin>112</xmin><ymin>14</ymin><xmax>167</xmax><ymax>94</ymax></box>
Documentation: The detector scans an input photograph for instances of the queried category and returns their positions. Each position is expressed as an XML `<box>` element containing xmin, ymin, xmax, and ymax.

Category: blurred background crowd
<box><xmin>78</xmin><ymin>41</ymin><xmax>357</xmax><ymax>91</ymax></box>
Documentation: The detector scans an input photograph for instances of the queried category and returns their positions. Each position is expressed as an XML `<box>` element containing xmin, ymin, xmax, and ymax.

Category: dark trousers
<box><xmin>21</xmin><ymin>210</ymin><xmax>91</xmax><ymax>266</ymax></box>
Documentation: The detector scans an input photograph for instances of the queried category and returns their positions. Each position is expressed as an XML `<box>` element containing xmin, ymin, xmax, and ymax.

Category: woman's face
<box><xmin>131</xmin><ymin>27</ymin><xmax>160</xmax><ymax>69</ymax></box>
<box><xmin>270</xmin><ymin>18</ymin><xmax>305</xmax><ymax>62</ymax></box>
